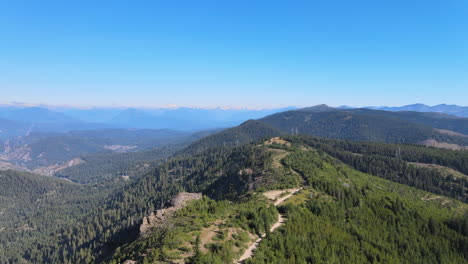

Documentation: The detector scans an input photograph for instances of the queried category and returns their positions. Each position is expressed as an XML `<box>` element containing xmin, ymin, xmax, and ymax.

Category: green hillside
<box><xmin>0</xmin><ymin>129</ymin><xmax>206</xmax><ymax>169</ymax></box>
<box><xmin>285</xmin><ymin>135</ymin><xmax>468</xmax><ymax>202</ymax></box>
<box><xmin>349</xmin><ymin>109</ymin><xmax>468</xmax><ymax>135</ymax></box>
<box><xmin>1</xmin><ymin>134</ymin><xmax>467</xmax><ymax>263</ymax></box>
<box><xmin>0</xmin><ymin>170</ymin><xmax>114</xmax><ymax>263</ymax></box>
<box><xmin>183</xmin><ymin>120</ymin><xmax>281</xmax><ymax>154</ymax></box>
<box><xmin>56</xmin><ymin>143</ymin><xmax>187</xmax><ymax>184</ymax></box>
<box><xmin>259</xmin><ymin>107</ymin><xmax>468</xmax><ymax>146</ymax></box>
<box><xmin>179</xmin><ymin>107</ymin><xmax>468</xmax><ymax>152</ymax></box>
<box><xmin>108</xmin><ymin>138</ymin><xmax>468</xmax><ymax>264</ymax></box>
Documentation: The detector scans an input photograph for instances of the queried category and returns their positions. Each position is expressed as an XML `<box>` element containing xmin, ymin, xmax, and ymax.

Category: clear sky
<box><xmin>1</xmin><ymin>0</ymin><xmax>467</xmax><ymax>108</ymax></box>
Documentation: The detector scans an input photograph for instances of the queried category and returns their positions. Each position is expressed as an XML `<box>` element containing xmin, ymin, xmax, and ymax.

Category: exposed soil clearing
<box><xmin>103</xmin><ymin>144</ymin><xmax>138</xmax><ymax>152</ymax></box>
<box><xmin>435</xmin><ymin>129</ymin><xmax>468</xmax><ymax>138</ymax></box>
<box><xmin>408</xmin><ymin>162</ymin><xmax>468</xmax><ymax>180</ymax></box>
<box><xmin>268</xmin><ymin>149</ymin><xmax>289</xmax><ymax>169</ymax></box>
<box><xmin>421</xmin><ymin>194</ymin><xmax>453</xmax><ymax>206</ymax></box>
<box><xmin>237</xmin><ymin>188</ymin><xmax>301</xmax><ymax>263</ymax></box>
<box><xmin>419</xmin><ymin>139</ymin><xmax>467</xmax><ymax>150</ymax></box>
<box><xmin>199</xmin><ymin>219</ymin><xmax>225</xmax><ymax>253</ymax></box>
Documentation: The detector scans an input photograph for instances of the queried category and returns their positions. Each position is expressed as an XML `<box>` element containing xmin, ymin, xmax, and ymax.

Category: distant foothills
<box><xmin>0</xmin><ymin>103</ymin><xmax>466</xmax><ymax>132</ymax></box>
<box><xmin>0</xmin><ymin>104</ymin><xmax>296</xmax><ymax>131</ymax></box>
<box><xmin>1</xmin><ymin>102</ymin><xmax>467</xmax><ymax>178</ymax></box>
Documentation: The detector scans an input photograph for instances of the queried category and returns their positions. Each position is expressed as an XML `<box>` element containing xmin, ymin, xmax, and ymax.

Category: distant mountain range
<box><xmin>339</xmin><ymin>104</ymin><xmax>468</xmax><ymax>117</ymax></box>
<box><xmin>1</xmin><ymin>104</ymin><xmax>466</xmax><ymax>138</ymax></box>
<box><xmin>3</xmin><ymin>103</ymin><xmax>466</xmax><ymax>182</ymax></box>
<box><xmin>0</xmin><ymin>106</ymin><xmax>295</xmax><ymax>138</ymax></box>
<box><xmin>0</xmin><ymin>107</ymin><xmax>112</xmax><ymax>140</ymax></box>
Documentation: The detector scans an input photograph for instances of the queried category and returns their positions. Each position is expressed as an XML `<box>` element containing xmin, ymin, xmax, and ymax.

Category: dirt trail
<box><xmin>237</xmin><ymin>188</ymin><xmax>301</xmax><ymax>263</ymax></box>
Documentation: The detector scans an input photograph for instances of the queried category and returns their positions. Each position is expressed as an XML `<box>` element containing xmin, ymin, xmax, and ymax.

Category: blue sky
<box><xmin>1</xmin><ymin>0</ymin><xmax>467</xmax><ymax>108</ymax></box>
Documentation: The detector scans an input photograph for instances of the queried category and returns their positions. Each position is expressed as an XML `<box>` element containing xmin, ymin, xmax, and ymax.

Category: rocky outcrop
<box><xmin>0</xmin><ymin>140</ymin><xmax>32</xmax><ymax>162</ymax></box>
<box><xmin>139</xmin><ymin>192</ymin><xmax>202</xmax><ymax>235</ymax></box>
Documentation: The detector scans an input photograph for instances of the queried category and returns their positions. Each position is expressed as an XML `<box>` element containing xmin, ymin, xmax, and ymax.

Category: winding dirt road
<box><xmin>237</xmin><ymin>188</ymin><xmax>301</xmax><ymax>263</ymax></box>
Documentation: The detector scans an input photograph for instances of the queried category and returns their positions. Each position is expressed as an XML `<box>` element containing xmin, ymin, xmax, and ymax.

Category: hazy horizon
<box><xmin>1</xmin><ymin>101</ymin><xmax>467</xmax><ymax>111</ymax></box>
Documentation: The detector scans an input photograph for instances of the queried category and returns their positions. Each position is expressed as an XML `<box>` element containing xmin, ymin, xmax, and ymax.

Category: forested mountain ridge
<box><xmin>56</xmin><ymin>143</ymin><xmax>190</xmax><ymax>184</ymax></box>
<box><xmin>284</xmin><ymin>135</ymin><xmax>468</xmax><ymax>202</ymax></box>
<box><xmin>258</xmin><ymin>106</ymin><xmax>468</xmax><ymax>146</ymax></box>
<box><xmin>179</xmin><ymin>107</ymin><xmax>468</xmax><ymax>153</ymax></box>
<box><xmin>0</xmin><ymin>169</ymin><xmax>115</xmax><ymax>262</ymax></box>
<box><xmin>365</xmin><ymin>103</ymin><xmax>468</xmax><ymax>118</ymax></box>
<box><xmin>183</xmin><ymin>120</ymin><xmax>281</xmax><ymax>154</ymax></box>
<box><xmin>184</xmin><ymin>116</ymin><xmax>468</xmax><ymax>201</ymax></box>
<box><xmin>1</xmin><ymin>141</ymin><xmax>273</xmax><ymax>263</ymax></box>
<box><xmin>346</xmin><ymin>108</ymin><xmax>468</xmax><ymax>135</ymax></box>
<box><xmin>2</xmin><ymin>134</ymin><xmax>466</xmax><ymax>263</ymax></box>
<box><xmin>108</xmin><ymin>138</ymin><xmax>468</xmax><ymax>264</ymax></box>
<box><xmin>0</xmin><ymin>169</ymin><xmax>79</xmax><ymax>226</ymax></box>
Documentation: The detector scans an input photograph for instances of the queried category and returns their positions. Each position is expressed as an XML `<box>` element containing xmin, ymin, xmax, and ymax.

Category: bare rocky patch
<box><xmin>33</xmin><ymin>158</ymin><xmax>85</xmax><ymax>176</ymax></box>
<box><xmin>103</xmin><ymin>144</ymin><xmax>138</xmax><ymax>152</ymax></box>
<box><xmin>421</xmin><ymin>194</ymin><xmax>453</xmax><ymax>206</ymax></box>
<box><xmin>263</xmin><ymin>137</ymin><xmax>291</xmax><ymax>147</ymax></box>
<box><xmin>139</xmin><ymin>192</ymin><xmax>202</xmax><ymax>235</ymax></box>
